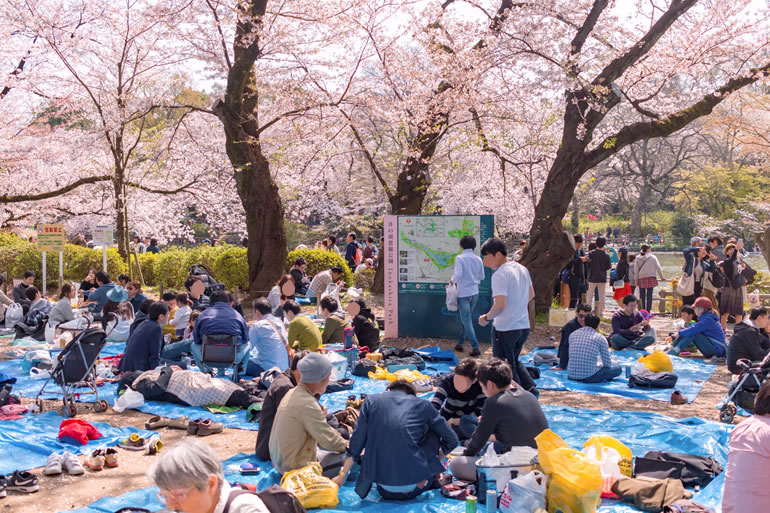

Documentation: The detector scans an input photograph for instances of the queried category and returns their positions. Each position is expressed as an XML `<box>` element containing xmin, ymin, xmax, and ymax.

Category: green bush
<box><xmin>154</xmin><ymin>248</ymin><xmax>190</xmax><ymax>290</ymax></box>
<box><xmin>215</xmin><ymin>248</ymin><xmax>249</xmax><ymax>291</ymax></box>
<box><xmin>286</xmin><ymin>249</ymin><xmax>353</xmax><ymax>286</ymax></box>
<box><xmin>130</xmin><ymin>253</ymin><xmax>159</xmax><ymax>286</ymax></box>
<box><xmin>354</xmin><ymin>268</ymin><xmax>376</xmax><ymax>290</ymax></box>
<box><xmin>64</xmin><ymin>245</ymin><xmax>127</xmax><ymax>283</ymax></box>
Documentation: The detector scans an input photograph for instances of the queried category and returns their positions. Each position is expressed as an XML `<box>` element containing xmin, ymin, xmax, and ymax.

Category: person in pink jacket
<box><xmin>723</xmin><ymin>381</ymin><xmax>770</xmax><ymax>512</ymax></box>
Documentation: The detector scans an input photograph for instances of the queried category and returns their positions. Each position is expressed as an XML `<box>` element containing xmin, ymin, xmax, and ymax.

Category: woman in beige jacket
<box><xmin>634</xmin><ymin>245</ymin><xmax>666</xmax><ymax>312</ymax></box>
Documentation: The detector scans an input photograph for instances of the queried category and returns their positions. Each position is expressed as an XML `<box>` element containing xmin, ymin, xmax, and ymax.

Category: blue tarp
<box><xmin>66</xmin><ymin>405</ymin><xmax>731</xmax><ymax>513</ymax></box>
<box><xmin>522</xmin><ymin>349</ymin><xmax>716</xmax><ymax>403</ymax></box>
<box><xmin>0</xmin><ymin>410</ymin><xmax>155</xmax><ymax>475</ymax></box>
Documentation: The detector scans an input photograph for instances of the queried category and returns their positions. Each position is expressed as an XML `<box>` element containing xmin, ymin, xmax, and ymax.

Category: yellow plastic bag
<box><xmin>279</xmin><ymin>462</ymin><xmax>339</xmax><ymax>509</ymax></box>
<box><xmin>582</xmin><ymin>435</ymin><xmax>633</xmax><ymax>478</ymax></box>
<box><xmin>368</xmin><ymin>368</ymin><xmax>429</xmax><ymax>382</ymax></box>
<box><xmin>639</xmin><ymin>351</ymin><xmax>673</xmax><ymax>373</ymax></box>
<box><xmin>536</xmin><ymin>430</ymin><xmax>602</xmax><ymax>513</ymax></box>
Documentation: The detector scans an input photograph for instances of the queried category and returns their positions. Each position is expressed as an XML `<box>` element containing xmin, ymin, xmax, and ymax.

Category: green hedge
<box><xmin>285</xmin><ymin>249</ymin><xmax>353</xmax><ymax>286</ymax></box>
<box><xmin>354</xmin><ymin>268</ymin><xmax>376</xmax><ymax>290</ymax></box>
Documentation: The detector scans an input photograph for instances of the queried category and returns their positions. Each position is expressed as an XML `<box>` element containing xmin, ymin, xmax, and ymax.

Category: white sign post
<box><xmin>38</xmin><ymin>224</ymin><xmax>66</xmax><ymax>296</ymax></box>
<box><xmin>92</xmin><ymin>225</ymin><xmax>115</xmax><ymax>272</ymax></box>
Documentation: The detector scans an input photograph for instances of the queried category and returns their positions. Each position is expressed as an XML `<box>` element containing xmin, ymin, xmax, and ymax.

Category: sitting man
<box><xmin>567</xmin><ymin>313</ymin><xmax>622</xmax><ymax>383</ymax></box>
<box><xmin>306</xmin><ymin>266</ymin><xmax>344</xmax><ymax>300</ymax></box>
<box><xmin>255</xmin><ymin>350</ymin><xmax>310</xmax><ymax>461</ymax></box>
<box><xmin>118</xmin><ymin>302</ymin><xmax>169</xmax><ymax>373</ymax></box>
<box><xmin>333</xmin><ymin>379</ymin><xmax>458</xmax><ymax>500</ymax></box>
<box><xmin>247</xmin><ymin>298</ymin><xmax>290</xmax><ymax>377</ymax></box>
<box><xmin>192</xmin><ymin>290</ymin><xmax>251</xmax><ymax>374</ymax></box>
<box><xmin>558</xmin><ymin>304</ymin><xmax>592</xmax><ymax>369</ymax></box>
<box><xmin>269</xmin><ymin>352</ymin><xmax>347</xmax><ymax>475</ymax></box>
<box><xmin>668</xmin><ymin>298</ymin><xmax>727</xmax><ymax>361</ymax></box>
<box><xmin>728</xmin><ymin>307</ymin><xmax>770</xmax><ymax>374</ymax></box>
<box><xmin>609</xmin><ymin>294</ymin><xmax>656</xmax><ymax>350</ymax></box>
<box><xmin>430</xmin><ymin>358</ymin><xmax>486</xmax><ymax>441</ymax></box>
<box><xmin>449</xmin><ymin>358</ymin><xmax>549</xmax><ymax>482</ymax></box>
<box><xmin>22</xmin><ymin>285</ymin><xmax>53</xmax><ymax>326</ymax></box>
<box><xmin>86</xmin><ymin>271</ymin><xmax>116</xmax><ymax>313</ymax></box>
<box><xmin>13</xmin><ymin>270</ymin><xmax>35</xmax><ymax>307</ymax></box>
<box><xmin>282</xmin><ymin>300</ymin><xmax>322</xmax><ymax>353</ymax></box>
<box><xmin>319</xmin><ymin>296</ymin><xmax>358</xmax><ymax>346</ymax></box>
<box><xmin>130</xmin><ymin>299</ymin><xmax>154</xmax><ymax>335</ymax></box>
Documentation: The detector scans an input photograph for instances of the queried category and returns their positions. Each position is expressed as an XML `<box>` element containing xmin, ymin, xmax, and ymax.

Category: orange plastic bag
<box><xmin>535</xmin><ymin>430</ymin><xmax>602</xmax><ymax>513</ymax></box>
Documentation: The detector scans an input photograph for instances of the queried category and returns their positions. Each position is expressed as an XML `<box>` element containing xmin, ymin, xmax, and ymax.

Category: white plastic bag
<box><xmin>346</xmin><ymin>287</ymin><xmax>362</xmax><ymax>299</ymax></box>
<box><xmin>499</xmin><ymin>471</ymin><xmax>547</xmax><ymax>513</ymax></box>
<box><xmin>320</xmin><ymin>283</ymin><xmax>341</xmax><ymax>309</ymax></box>
<box><xmin>113</xmin><ymin>388</ymin><xmax>144</xmax><ymax>413</ymax></box>
<box><xmin>582</xmin><ymin>445</ymin><xmax>623</xmax><ymax>496</ymax></box>
<box><xmin>323</xmin><ymin>351</ymin><xmax>347</xmax><ymax>380</ymax></box>
<box><xmin>446</xmin><ymin>283</ymin><xmax>458</xmax><ymax>312</ymax></box>
<box><xmin>5</xmin><ymin>303</ymin><xmax>23</xmax><ymax>328</ymax></box>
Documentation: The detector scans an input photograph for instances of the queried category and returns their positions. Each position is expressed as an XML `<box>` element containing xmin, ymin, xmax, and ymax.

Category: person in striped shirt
<box><xmin>430</xmin><ymin>358</ymin><xmax>486</xmax><ymax>440</ymax></box>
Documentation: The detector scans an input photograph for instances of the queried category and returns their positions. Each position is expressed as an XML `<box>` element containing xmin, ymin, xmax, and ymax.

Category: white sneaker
<box><xmin>62</xmin><ymin>452</ymin><xmax>85</xmax><ymax>475</ymax></box>
<box><xmin>43</xmin><ymin>452</ymin><xmax>63</xmax><ymax>475</ymax></box>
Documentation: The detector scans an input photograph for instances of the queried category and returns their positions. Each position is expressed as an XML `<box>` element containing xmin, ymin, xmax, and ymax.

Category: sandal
<box><xmin>118</xmin><ymin>433</ymin><xmax>149</xmax><ymax>451</ymax></box>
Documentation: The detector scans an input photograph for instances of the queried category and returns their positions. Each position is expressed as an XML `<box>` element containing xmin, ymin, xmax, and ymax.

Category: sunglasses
<box><xmin>577</xmin><ymin>314</ymin><xmax>590</xmax><ymax>318</ymax></box>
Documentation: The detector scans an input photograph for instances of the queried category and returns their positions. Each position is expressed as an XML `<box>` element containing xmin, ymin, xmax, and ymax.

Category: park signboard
<box><xmin>37</xmin><ymin>224</ymin><xmax>65</xmax><ymax>252</ymax></box>
<box><xmin>93</xmin><ymin>225</ymin><xmax>114</xmax><ymax>245</ymax></box>
<box><xmin>384</xmin><ymin>215</ymin><xmax>495</xmax><ymax>341</ymax></box>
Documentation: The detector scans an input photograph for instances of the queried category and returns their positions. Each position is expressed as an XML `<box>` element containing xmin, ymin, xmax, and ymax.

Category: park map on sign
<box><xmin>398</xmin><ymin>216</ymin><xmax>481</xmax><ymax>284</ymax></box>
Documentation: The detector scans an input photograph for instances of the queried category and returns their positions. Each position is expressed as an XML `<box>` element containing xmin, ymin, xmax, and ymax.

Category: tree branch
<box><xmin>569</xmin><ymin>0</ymin><xmax>608</xmax><ymax>58</ymax></box>
<box><xmin>0</xmin><ymin>175</ymin><xmax>112</xmax><ymax>204</ymax></box>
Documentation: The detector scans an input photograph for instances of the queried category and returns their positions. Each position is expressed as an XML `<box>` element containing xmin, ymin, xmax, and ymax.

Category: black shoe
<box><xmin>454</xmin><ymin>344</ymin><xmax>464</xmax><ymax>352</ymax></box>
<box><xmin>469</xmin><ymin>349</ymin><xmax>481</xmax><ymax>357</ymax></box>
<box><xmin>6</xmin><ymin>471</ymin><xmax>39</xmax><ymax>493</ymax></box>
<box><xmin>0</xmin><ymin>475</ymin><xmax>6</xmax><ymax>498</ymax></box>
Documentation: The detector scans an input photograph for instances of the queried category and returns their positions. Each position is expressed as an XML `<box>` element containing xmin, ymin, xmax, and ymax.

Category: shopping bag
<box><xmin>446</xmin><ymin>283</ymin><xmax>458</xmax><ymax>312</ymax></box>
<box><xmin>320</xmin><ymin>284</ymin><xmax>341</xmax><ymax>308</ymax></box>
<box><xmin>499</xmin><ymin>471</ymin><xmax>547</xmax><ymax>513</ymax></box>
<box><xmin>113</xmin><ymin>389</ymin><xmax>145</xmax><ymax>413</ymax></box>
<box><xmin>4</xmin><ymin>303</ymin><xmax>23</xmax><ymax>328</ymax></box>
<box><xmin>582</xmin><ymin>435</ymin><xmax>633</xmax><ymax>478</ymax></box>
<box><xmin>639</xmin><ymin>351</ymin><xmax>673</xmax><ymax>373</ymax></box>
<box><xmin>535</xmin><ymin>430</ymin><xmax>602</xmax><ymax>513</ymax></box>
<box><xmin>279</xmin><ymin>462</ymin><xmax>339</xmax><ymax>509</ymax></box>
<box><xmin>582</xmin><ymin>445</ymin><xmax>623</xmax><ymax>497</ymax></box>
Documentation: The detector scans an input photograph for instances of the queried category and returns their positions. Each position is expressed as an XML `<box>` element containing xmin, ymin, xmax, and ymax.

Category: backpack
<box><xmin>609</xmin><ymin>267</ymin><xmax>619</xmax><ymax>282</ymax></box>
<box><xmin>742</xmin><ymin>263</ymin><xmax>758</xmax><ymax>285</ymax></box>
<box><xmin>354</xmin><ymin>246</ymin><xmax>363</xmax><ymax>265</ymax></box>
<box><xmin>708</xmin><ymin>267</ymin><xmax>726</xmax><ymax>288</ymax></box>
<box><xmin>224</xmin><ymin>486</ymin><xmax>307</xmax><ymax>513</ymax></box>
<box><xmin>627</xmin><ymin>370</ymin><xmax>678</xmax><ymax>389</ymax></box>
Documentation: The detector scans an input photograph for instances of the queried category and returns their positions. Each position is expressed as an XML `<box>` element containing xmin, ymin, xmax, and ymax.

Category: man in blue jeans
<box><xmin>568</xmin><ymin>313</ymin><xmax>622</xmax><ymax>383</ymax></box>
<box><xmin>452</xmin><ymin>235</ymin><xmax>485</xmax><ymax>357</ymax></box>
<box><xmin>610</xmin><ymin>294</ymin><xmax>656</xmax><ymax>350</ymax></box>
<box><xmin>668</xmin><ymin>297</ymin><xmax>727</xmax><ymax>362</ymax></box>
<box><xmin>478</xmin><ymin>238</ymin><xmax>537</xmax><ymax>394</ymax></box>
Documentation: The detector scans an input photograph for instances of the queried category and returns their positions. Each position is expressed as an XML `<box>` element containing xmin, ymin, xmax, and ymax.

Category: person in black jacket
<box><xmin>12</xmin><ymin>270</ymin><xmax>35</xmax><ymax>308</ymax></box>
<box><xmin>255</xmin><ymin>351</ymin><xmax>309</xmax><ymax>461</ymax></box>
<box><xmin>558</xmin><ymin>304</ymin><xmax>592</xmax><ymax>369</ymax></box>
<box><xmin>566</xmin><ymin>235</ymin><xmax>589</xmax><ymax>309</ymax></box>
<box><xmin>728</xmin><ymin>307</ymin><xmax>770</xmax><ymax>374</ymax></box>
<box><xmin>586</xmin><ymin>237</ymin><xmax>612</xmax><ymax>318</ymax></box>
<box><xmin>347</xmin><ymin>298</ymin><xmax>380</xmax><ymax>350</ymax></box>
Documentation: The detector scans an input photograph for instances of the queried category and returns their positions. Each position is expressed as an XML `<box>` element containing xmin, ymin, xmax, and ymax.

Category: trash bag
<box><xmin>639</xmin><ymin>351</ymin><xmax>673</xmax><ymax>373</ymax></box>
<box><xmin>4</xmin><ymin>303</ymin><xmax>23</xmax><ymax>329</ymax></box>
<box><xmin>20</xmin><ymin>349</ymin><xmax>52</xmax><ymax>373</ymax></box>
<box><xmin>535</xmin><ymin>429</ymin><xmax>602</xmax><ymax>513</ymax></box>
<box><xmin>499</xmin><ymin>471</ymin><xmax>548</xmax><ymax>513</ymax></box>
<box><xmin>582</xmin><ymin>435</ymin><xmax>633</xmax><ymax>478</ymax></box>
<box><xmin>446</xmin><ymin>283</ymin><xmax>458</xmax><ymax>312</ymax></box>
<box><xmin>113</xmin><ymin>388</ymin><xmax>145</xmax><ymax>413</ymax></box>
<box><xmin>320</xmin><ymin>284</ymin><xmax>341</xmax><ymax>309</ymax></box>
<box><xmin>279</xmin><ymin>462</ymin><xmax>339</xmax><ymax>509</ymax></box>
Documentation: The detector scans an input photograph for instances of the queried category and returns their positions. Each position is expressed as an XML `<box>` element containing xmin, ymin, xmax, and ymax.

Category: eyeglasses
<box><xmin>156</xmin><ymin>488</ymin><xmax>191</xmax><ymax>505</ymax></box>
<box><xmin>577</xmin><ymin>314</ymin><xmax>588</xmax><ymax>319</ymax></box>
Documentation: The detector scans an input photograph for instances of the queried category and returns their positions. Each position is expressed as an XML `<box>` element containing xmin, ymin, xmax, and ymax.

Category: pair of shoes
<box><xmin>44</xmin><ymin>452</ymin><xmax>84</xmax><ymax>476</ymax></box>
<box><xmin>3</xmin><ymin>471</ymin><xmax>39</xmax><ymax>493</ymax></box>
<box><xmin>671</xmin><ymin>390</ymin><xmax>688</xmax><ymax>405</ymax></box>
<box><xmin>469</xmin><ymin>348</ymin><xmax>481</xmax><ymax>357</ymax></box>
<box><xmin>188</xmin><ymin>419</ymin><xmax>224</xmax><ymax>436</ymax></box>
<box><xmin>118</xmin><ymin>433</ymin><xmax>150</xmax><ymax>451</ymax></box>
<box><xmin>145</xmin><ymin>416</ymin><xmax>169</xmax><ymax>430</ymax></box>
<box><xmin>707</xmin><ymin>356</ymin><xmax>726</xmax><ymax>365</ymax></box>
<box><xmin>454</xmin><ymin>344</ymin><xmax>464</xmax><ymax>353</ymax></box>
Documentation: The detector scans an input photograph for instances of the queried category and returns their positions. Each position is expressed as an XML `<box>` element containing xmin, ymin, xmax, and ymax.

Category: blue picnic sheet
<box><xmin>65</xmin><ymin>405</ymin><xmax>731</xmax><ymax>513</ymax></box>
<box><xmin>0</xmin><ymin>410</ymin><xmax>155</xmax><ymax>475</ymax></box>
<box><xmin>522</xmin><ymin>348</ymin><xmax>716</xmax><ymax>403</ymax></box>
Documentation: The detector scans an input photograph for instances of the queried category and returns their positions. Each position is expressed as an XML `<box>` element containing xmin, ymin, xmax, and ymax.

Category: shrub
<box><xmin>154</xmin><ymin>248</ymin><xmax>190</xmax><ymax>290</ymax></box>
<box><xmin>64</xmin><ymin>245</ymin><xmax>127</xmax><ymax>284</ymax></box>
<box><xmin>354</xmin><ymin>268</ymin><xmax>376</xmax><ymax>290</ymax></box>
<box><xmin>286</xmin><ymin>249</ymin><xmax>353</xmax><ymax>286</ymax></box>
<box><xmin>215</xmin><ymin>247</ymin><xmax>249</xmax><ymax>291</ymax></box>
<box><xmin>130</xmin><ymin>253</ymin><xmax>159</xmax><ymax>287</ymax></box>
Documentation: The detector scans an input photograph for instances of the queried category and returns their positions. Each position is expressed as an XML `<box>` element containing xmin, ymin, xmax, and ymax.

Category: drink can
<box><xmin>486</xmin><ymin>490</ymin><xmax>497</xmax><ymax>513</ymax></box>
<box><xmin>625</xmin><ymin>365</ymin><xmax>631</xmax><ymax>378</ymax></box>
<box><xmin>466</xmin><ymin>495</ymin><xmax>477</xmax><ymax>513</ymax></box>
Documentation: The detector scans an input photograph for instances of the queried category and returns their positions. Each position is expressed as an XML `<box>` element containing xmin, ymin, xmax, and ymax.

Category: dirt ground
<box><xmin>1</xmin><ymin>295</ymin><xmax>739</xmax><ymax>512</ymax></box>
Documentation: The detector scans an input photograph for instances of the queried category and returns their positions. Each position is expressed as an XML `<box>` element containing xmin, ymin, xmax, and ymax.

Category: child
<box><xmin>170</xmin><ymin>293</ymin><xmax>192</xmax><ymax>339</ymax></box>
<box><xmin>183</xmin><ymin>310</ymin><xmax>200</xmax><ymax>340</ymax></box>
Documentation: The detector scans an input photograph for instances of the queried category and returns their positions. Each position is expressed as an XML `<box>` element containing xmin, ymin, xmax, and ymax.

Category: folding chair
<box><xmin>201</xmin><ymin>333</ymin><xmax>241</xmax><ymax>382</ymax></box>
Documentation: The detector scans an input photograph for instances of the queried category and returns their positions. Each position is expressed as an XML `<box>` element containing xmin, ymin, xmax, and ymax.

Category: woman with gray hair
<box><xmin>148</xmin><ymin>438</ymin><xmax>269</xmax><ymax>513</ymax></box>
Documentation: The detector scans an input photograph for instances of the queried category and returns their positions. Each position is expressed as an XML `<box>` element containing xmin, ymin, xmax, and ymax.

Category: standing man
<box><xmin>452</xmin><ymin>235</ymin><xmax>485</xmax><ymax>356</ymax></box>
<box><xmin>344</xmin><ymin>232</ymin><xmax>359</xmax><ymax>270</ymax></box>
<box><xmin>566</xmin><ymin>234</ymin><xmax>589</xmax><ymax>309</ymax></box>
<box><xmin>708</xmin><ymin>236</ymin><xmax>725</xmax><ymax>261</ymax></box>
<box><xmin>586</xmin><ymin>236</ymin><xmax>611</xmax><ymax>318</ymax></box>
<box><xmin>477</xmin><ymin>238</ymin><xmax>537</xmax><ymax>394</ymax></box>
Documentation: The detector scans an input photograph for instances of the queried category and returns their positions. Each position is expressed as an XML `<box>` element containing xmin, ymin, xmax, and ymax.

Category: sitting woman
<box><xmin>169</xmin><ymin>293</ymin><xmax>192</xmax><ymax>339</ymax></box>
<box><xmin>101</xmin><ymin>286</ymin><xmax>133</xmax><ymax>342</ymax></box>
<box><xmin>79</xmin><ymin>269</ymin><xmax>98</xmax><ymax>302</ymax></box>
<box><xmin>267</xmin><ymin>274</ymin><xmax>295</xmax><ymax>310</ymax></box>
<box><xmin>320</xmin><ymin>296</ymin><xmax>357</xmax><ymax>346</ymax></box>
<box><xmin>347</xmin><ymin>298</ymin><xmax>380</xmax><ymax>350</ymax></box>
<box><xmin>49</xmin><ymin>284</ymin><xmax>77</xmax><ymax>327</ymax></box>
<box><xmin>723</xmin><ymin>381</ymin><xmax>770</xmax><ymax>513</ymax></box>
<box><xmin>148</xmin><ymin>439</ymin><xmax>270</xmax><ymax>513</ymax></box>
<box><xmin>290</xmin><ymin>257</ymin><xmax>311</xmax><ymax>295</ymax></box>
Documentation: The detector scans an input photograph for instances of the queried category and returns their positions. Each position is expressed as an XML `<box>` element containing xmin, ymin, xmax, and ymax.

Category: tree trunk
<box><xmin>370</xmin><ymin>243</ymin><xmax>385</xmax><ymax>294</ymax></box>
<box><xmin>112</xmin><ymin>160</ymin><xmax>128</xmax><ymax>260</ymax></box>
<box><xmin>570</xmin><ymin>201</ymin><xmax>579</xmax><ymax>232</ymax></box>
<box><xmin>629</xmin><ymin>198</ymin><xmax>643</xmax><ymax>238</ymax></box>
<box><xmin>754</xmin><ymin>227</ymin><xmax>770</xmax><ymax>271</ymax></box>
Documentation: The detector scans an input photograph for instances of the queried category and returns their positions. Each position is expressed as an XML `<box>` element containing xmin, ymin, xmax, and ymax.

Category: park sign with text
<box><xmin>37</xmin><ymin>224</ymin><xmax>65</xmax><ymax>252</ymax></box>
<box><xmin>92</xmin><ymin>225</ymin><xmax>115</xmax><ymax>246</ymax></box>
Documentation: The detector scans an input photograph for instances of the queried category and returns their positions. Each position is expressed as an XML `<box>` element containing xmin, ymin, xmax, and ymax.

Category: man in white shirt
<box><xmin>307</xmin><ymin>266</ymin><xmax>344</xmax><ymax>299</ymax></box>
<box><xmin>478</xmin><ymin>238</ymin><xmax>537</xmax><ymax>394</ymax></box>
<box><xmin>452</xmin><ymin>236</ymin><xmax>486</xmax><ymax>356</ymax></box>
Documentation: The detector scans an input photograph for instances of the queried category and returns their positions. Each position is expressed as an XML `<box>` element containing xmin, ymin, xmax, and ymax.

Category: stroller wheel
<box><xmin>719</xmin><ymin>404</ymin><xmax>737</xmax><ymax>424</ymax></box>
<box><xmin>59</xmin><ymin>404</ymin><xmax>76</xmax><ymax>417</ymax></box>
<box><xmin>93</xmin><ymin>401</ymin><xmax>104</xmax><ymax>413</ymax></box>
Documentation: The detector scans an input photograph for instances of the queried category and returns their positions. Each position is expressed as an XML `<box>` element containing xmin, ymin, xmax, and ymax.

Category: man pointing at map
<box><xmin>478</xmin><ymin>238</ymin><xmax>538</xmax><ymax>396</ymax></box>
<box><xmin>452</xmin><ymin>235</ymin><xmax>485</xmax><ymax>357</ymax></box>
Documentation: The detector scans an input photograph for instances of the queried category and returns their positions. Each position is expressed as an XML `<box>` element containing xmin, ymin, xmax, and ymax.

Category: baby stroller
<box><xmin>188</xmin><ymin>264</ymin><xmax>225</xmax><ymax>296</ymax></box>
<box><xmin>719</xmin><ymin>354</ymin><xmax>770</xmax><ymax>423</ymax></box>
<box><xmin>35</xmin><ymin>316</ymin><xmax>115</xmax><ymax>417</ymax></box>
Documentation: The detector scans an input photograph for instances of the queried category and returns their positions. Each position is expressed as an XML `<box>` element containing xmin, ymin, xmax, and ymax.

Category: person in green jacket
<box><xmin>282</xmin><ymin>300</ymin><xmax>322</xmax><ymax>354</ymax></box>
<box><xmin>319</xmin><ymin>296</ymin><xmax>358</xmax><ymax>346</ymax></box>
